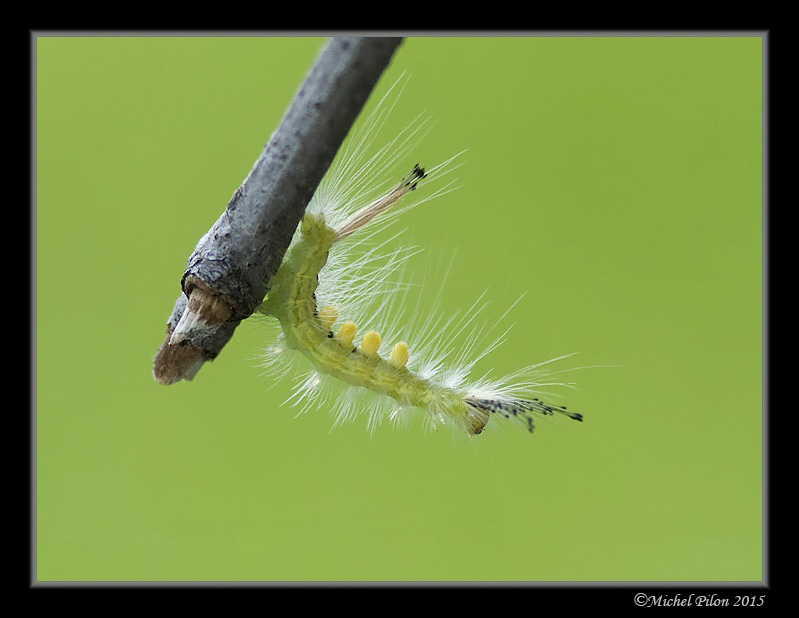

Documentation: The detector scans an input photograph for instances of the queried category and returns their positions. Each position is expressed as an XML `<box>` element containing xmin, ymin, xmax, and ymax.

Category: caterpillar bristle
<box><xmin>333</xmin><ymin>163</ymin><xmax>430</xmax><ymax>241</ymax></box>
<box><xmin>465</xmin><ymin>396</ymin><xmax>583</xmax><ymax>434</ymax></box>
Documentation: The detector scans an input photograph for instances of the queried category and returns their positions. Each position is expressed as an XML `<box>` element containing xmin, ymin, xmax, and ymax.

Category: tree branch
<box><xmin>153</xmin><ymin>36</ymin><xmax>404</xmax><ymax>385</ymax></box>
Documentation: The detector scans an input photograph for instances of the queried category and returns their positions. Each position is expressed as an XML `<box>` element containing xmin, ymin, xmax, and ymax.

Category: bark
<box><xmin>153</xmin><ymin>36</ymin><xmax>404</xmax><ymax>384</ymax></box>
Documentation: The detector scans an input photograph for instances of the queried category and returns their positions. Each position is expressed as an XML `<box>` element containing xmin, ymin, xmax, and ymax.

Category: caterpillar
<box><xmin>255</xmin><ymin>77</ymin><xmax>584</xmax><ymax>437</ymax></box>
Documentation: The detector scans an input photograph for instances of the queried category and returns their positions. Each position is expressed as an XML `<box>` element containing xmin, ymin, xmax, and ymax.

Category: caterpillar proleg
<box><xmin>256</xmin><ymin>77</ymin><xmax>584</xmax><ymax>437</ymax></box>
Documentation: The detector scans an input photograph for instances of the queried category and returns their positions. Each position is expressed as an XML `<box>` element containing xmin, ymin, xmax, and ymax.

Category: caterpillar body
<box><xmin>256</xmin><ymin>79</ymin><xmax>584</xmax><ymax>437</ymax></box>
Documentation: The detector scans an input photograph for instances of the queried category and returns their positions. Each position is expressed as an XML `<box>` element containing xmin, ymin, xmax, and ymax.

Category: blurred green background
<box><xmin>35</xmin><ymin>35</ymin><xmax>762</xmax><ymax>582</ymax></box>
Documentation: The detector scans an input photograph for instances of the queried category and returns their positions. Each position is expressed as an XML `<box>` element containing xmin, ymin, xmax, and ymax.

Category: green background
<box><xmin>36</xmin><ymin>36</ymin><xmax>763</xmax><ymax>582</ymax></box>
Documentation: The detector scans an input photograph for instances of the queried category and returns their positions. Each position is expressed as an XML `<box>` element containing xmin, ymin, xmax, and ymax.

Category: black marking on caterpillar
<box><xmin>465</xmin><ymin>396</ymin><xmax>582</xmax><ymax>434</ymax></box>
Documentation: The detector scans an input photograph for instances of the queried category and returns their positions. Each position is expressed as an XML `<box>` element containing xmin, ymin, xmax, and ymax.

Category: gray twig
<box><xmin>153</xmin><ymin>36</ymin><xmax>404</xmax><ymax>384</ymax></box>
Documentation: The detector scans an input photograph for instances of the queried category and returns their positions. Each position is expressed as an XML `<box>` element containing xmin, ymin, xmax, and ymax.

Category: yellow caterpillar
<box><xmin>256</xmin><ymin>78</ymin><xmax>584</xmax><ymax>436</ymax></box>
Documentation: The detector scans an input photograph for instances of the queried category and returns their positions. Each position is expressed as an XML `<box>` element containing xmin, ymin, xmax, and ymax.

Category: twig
<box><xmin>153</xmin><ymin>36</ymin><xmax>404</xmax><ymax>384</ymax></box>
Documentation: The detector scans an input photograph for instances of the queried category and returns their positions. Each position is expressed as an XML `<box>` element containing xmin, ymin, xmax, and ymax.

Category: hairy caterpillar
<box><xmin>256</xmin><ymin>78</ymin><xmax>584</xmax><ymax>436</ymax></box>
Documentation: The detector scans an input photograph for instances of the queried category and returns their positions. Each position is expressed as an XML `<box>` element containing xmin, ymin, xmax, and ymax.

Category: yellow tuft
<box><xmin>389</xmin><ymin>341</ymin><xmax>409</xmax><ymax>369</ymax></box>
<box><xmin>334</xmin><ymin>321</ymin><xmax>357</xmax><ymax>348</ymax></box>
<box><xmin>318</xmin><ymin>305</ymin><xmax>339</xmax><ymax>331</ymax></box>
<box><xmin>360</xmin><ymin>330</ymin><xmax>381</xmax><ymax>357</ymax></box>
